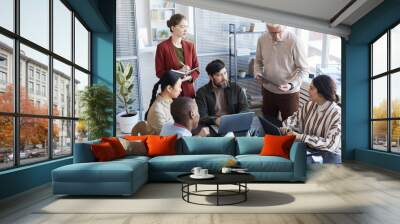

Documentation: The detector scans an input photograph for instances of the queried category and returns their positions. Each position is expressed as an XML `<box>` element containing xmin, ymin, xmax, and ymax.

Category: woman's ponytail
<box><xmin>145</xmin><ymin>81</ymin><xmax>161</xmax><ymax>120</ymax></box>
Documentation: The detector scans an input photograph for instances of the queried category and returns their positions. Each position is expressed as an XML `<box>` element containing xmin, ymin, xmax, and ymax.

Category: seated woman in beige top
<box><xmin>145</xmin><ymin>71</ymin><xmax>182</xmax><ymax>134</ymax></box>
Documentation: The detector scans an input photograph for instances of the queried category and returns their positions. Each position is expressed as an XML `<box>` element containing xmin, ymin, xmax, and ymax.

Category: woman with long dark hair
<box><xmin>155</xmin><ymin>13</ymin><xmax>199</xmax><ymax>98</ymax></box>
<box><xmin>282</xmin><ymin>75</ymin><xmax>341</xmax><ymax>163</ymax></box>
<box><xmin>145</xmin><ymin>71</ymin><xmax>182</xmax><ymax>134</ymax></box>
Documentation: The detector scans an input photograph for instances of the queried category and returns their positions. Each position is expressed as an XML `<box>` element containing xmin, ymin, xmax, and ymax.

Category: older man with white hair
<box><xmin>254</xmin><ymin>23</ymin><xmax>308</xmax><ymax>121</ymax></box>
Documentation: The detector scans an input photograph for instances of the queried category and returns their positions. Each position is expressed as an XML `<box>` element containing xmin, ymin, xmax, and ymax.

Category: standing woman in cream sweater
<box><xmin>282</xmin><ymin>75</ymin><xmax>341</xmax><ymax>163</ymax></box>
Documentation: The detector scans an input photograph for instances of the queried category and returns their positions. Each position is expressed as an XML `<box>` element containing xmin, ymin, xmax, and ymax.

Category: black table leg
<box><xmin>245</xmin><ymin>183</ymin><xmax>247</xmax><ymax>201</ymax></box>
<box><xmin>217</xmin><ymin>184</ymin><xmax>219</xmax><ymax>206</ymax></box>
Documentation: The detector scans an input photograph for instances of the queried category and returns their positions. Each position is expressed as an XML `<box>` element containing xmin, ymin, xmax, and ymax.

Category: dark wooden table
<box><xmin>177</xmin><ymin>172</ymin><xmax>255</xmax><ymax>206</ymax></box>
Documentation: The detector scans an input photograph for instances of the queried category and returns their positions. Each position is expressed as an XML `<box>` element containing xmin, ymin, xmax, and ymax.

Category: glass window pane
<box><xmin>391</xmin><ymin>72</ymin><xmax>400</xmax><ymax>118</ymax></box>
<box><xmin>53</xmin><ymin>0</ymin><xmax>72</xmax><ymax>60</ymax></box>
<box><xmin>0</xmin><ymin>116</ymin><xmax>14</xmax><ymax>170</ymax></box>
<box><xmin>75</xmin><ymin>120</ymin><xmax>88</xmax><ymax>143</ymax></box>
<box><xmin>74</xmin><ymin>69</ymin><xmax>89</xmax><ymax>118</ymax></box>
<box><xmin>372</xmin><ymin>77</ymin><xmax>387</xmax><ymax>119</ymax></box>
<box><xmin>53</xmin><ymin>119</ymin><xmax>72</xmax><ymax>158</ymax></box>
<box><xmin>372</xmin><ymin>33</ymin><xmax>387</xmax><ymax>76</ymax></box>
<box><xmin>391</xmin><ymin>24</ymin><xmax>400</xmax><ymax>70</ymax></box>
<box><xmin>20</xmin><ymin>0</ymin><xmax>49</xmax><ymax>49</ymax></box>
<box><xmin>0</xmin><ymin>0</ymin><xmax>14</xmax><ymax>31</ymax></box>
<box><xmin>372</xmin><ymin>121</ymin><xmax>388</xmax><ymax>151</ymax></box>
<box><xmin>20</xmin><ymin>117</ymin><xmax>49</xmax><ymax>165</ymax></box>
<box><xmin>0</xmin><ymin>35</ymin><xmax>14</xmax><ymax>112</ymax></box>
<box><xmin>392</xmin><ymin>120</ymin><xmax>400</xmax><ymax>153</ymax></box>
<box><xmin>20</xmin><ymin>44</ymin><xmax>49</xmax><ymax>115</ymax></box>
<box><xmin>75</xmin><ymin>18</ymin><xmax>89</xmax><ymax>70</ymax></box>
<box><xmin>53</xmin><ymin>59</ymin><xmax>72</xmax><ymax>117</ymax></box>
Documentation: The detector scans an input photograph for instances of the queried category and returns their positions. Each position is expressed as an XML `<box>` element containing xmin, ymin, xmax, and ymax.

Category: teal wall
<box><xmin>344</xmin><ymin>0</ymin><xmax>400</xmax><ymax>171</ymax></box>
<box><xmin>0</xmin><ymin>158</ymin><xmax>72</xmax><ymax>199</ymax></box>
<box><xmin>0</xmin><ymin>0</ymin><xmax>115</xmax><ymax>200</ymax></box>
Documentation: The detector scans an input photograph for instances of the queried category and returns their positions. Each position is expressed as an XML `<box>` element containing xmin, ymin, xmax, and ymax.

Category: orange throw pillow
<box><xmin>101</xmin><ymin>137</ymin><xmax>126</xmax><ymax>158</ymax></box>
<box><xmin>91</xmin><ymin>142</ymin><xmax>117</xmax><ymax>161</ymax></box>
<box><xmin>259</xmin><ymin>135</ymin><xmax>296</xmax><ymax>159</ymax></box>
<box><xmin>146</xmin><ymin>135</ymin><xmax>177</xmax><ymax>157</ymax></box>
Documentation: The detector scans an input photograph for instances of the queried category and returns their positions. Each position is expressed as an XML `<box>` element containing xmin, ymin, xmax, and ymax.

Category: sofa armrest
<box><xmin>289</xmin><ymin>141</ymin><xmax>306</xmax><ymax>181</ymax></box>
<box><xmin>73</xmin><ymin>140</ymin><xmax>100</xmax><ymax>163</ymax></box>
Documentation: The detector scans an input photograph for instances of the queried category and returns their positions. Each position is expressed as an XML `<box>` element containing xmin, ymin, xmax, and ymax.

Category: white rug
<box><xmin>38</xmin><ymin>183</ymin><xmax>362</xmax><ymax>214</ymax></box>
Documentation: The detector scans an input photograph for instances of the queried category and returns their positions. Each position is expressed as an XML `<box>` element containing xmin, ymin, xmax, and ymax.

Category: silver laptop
<box><xmin>211</xmin><ymin>112</ymin><xmax>255</xmax><ymax>136</ymax></box>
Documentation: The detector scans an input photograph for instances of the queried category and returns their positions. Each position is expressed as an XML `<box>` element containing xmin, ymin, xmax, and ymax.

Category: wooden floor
<box><xmin>1</xmin><ymin>162</ymin><xmax>400</xmax><ymax>224</ymax></box>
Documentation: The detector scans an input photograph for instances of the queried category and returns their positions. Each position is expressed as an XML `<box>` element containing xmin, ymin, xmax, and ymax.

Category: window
<box><xmin>370</xmin><ymin>23</ymin><xmax>400</xmax><ymax>153</ymax></box>
<box><xmin>0</xmin><ymin>72</ymin><xmax>6</xmax><ymax>85</ymax></box>
<box><xmin>0</xmin><ymin>116</ymin><xmax>13</xmax><ymax>170</ymax></box>
<box><xmin>36</xmin><ymin>84</ymin><xmax>40</xmax><ymax>95</ymax></box>
<box><xmin>28</xmin><ymin>81</ymin><xmax>34</xmax><ymax>94</ymax></box>
<box><xmin>53</xmin><ymin>59</ymin><xmax>72</xmax><ymax>117</ymax></box>
<box><xmin>0</xmin><ymin>35</ymin><xmax>14</xmax><ymax>113</ymax></box>
<box><xmin>74</xmin><ymin>69</ymin><xmax>89</xmax><ymax>119</ymax></box>
<box><xmin>20</xmin><ymin>0</ymin><xmax>49</xmax><ymax>49</ymax></box>
<box><xmin>74</xmin><ymin>18</ymin><xmax>89</xmax><ymax>70</ymax></box>
<box><xmin>41</xmin><ymin>85</ymin><xmax>46</xmax><ymax>97</ymax></box>
<box><xmin>0</xmin><ymin>1</ymin><xmax>91</xmax><ymax>170</ymax></box>
<box><xmin>53</xmin><ymin>0</ymin><xmax>72</xmax><ymax>60</ymax></box>
<box><xmin>0</xmin><ymin>0</ymin><xmax>14</xmax><ymax>31</ymax></box>
<box><xmin>29</xmin><ymin>67</ymin><xmax>34</xmax><ymax>80</ymax></box>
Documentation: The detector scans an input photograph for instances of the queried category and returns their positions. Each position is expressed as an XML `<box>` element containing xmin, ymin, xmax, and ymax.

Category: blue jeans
<box><xmin>307</xmin><ymin>149</ymin><xmax>341</xmax><ymax>164</ymax></box>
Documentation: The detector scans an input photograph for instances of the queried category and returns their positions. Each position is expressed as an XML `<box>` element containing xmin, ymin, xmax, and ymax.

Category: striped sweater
<box><xmin>283</xmin><ymin>101</ymin><xmax>341</xmax><ymax>155</ymax></box>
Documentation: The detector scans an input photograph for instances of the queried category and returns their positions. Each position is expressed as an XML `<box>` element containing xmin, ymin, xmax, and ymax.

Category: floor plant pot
<box><xmin>117</xmin><ymin>112</ymin><xmax>138</xmax><ymax>134</ymax></box>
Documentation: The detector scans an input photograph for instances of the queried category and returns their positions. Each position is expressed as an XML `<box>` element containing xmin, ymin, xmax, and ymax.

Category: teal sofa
<box><xmin>52</xmin><ymin>137</ymin><xmax>306</xmax><ymax>196</ymax></box>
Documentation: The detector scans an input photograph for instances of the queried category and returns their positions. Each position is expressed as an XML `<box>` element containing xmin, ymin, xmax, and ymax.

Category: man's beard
<box><xmin>214</xmin><ymin>80</ymin><xmax>228</xmax><ymax>88</ymax></box>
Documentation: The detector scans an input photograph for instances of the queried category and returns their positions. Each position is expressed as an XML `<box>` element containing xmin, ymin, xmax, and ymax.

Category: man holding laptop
<box><xmin>195</xmin><ymin>59</ymin><xmax>250</xmax><ymax>136</ymax></box>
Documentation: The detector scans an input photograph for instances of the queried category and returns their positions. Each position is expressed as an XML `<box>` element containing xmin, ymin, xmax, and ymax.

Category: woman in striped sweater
<box><xmin>282</xmin><ymin>75</ymin><xmax>341</xmax><ymax>163</ymax></box>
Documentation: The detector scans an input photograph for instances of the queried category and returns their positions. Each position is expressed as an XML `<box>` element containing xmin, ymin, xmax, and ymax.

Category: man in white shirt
<box><xmin>254</xmin><ymin>24</ymin><xmax>308</xmax><ymax>121</ymax></box>
<box><xmin>160</xmin><ymin>97</ymin><xmax>209</xmax><ymax>138</ymax></box>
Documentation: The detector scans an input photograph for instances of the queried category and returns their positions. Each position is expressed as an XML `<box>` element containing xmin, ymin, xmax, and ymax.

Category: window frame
<box><xmin>0</xmin><ymin>0</ymin><xmax>92</xmax><ymax>171</ymax></box>
<box><xmin>370</xmin><ymin>20</ymin><xmax>400</xmax><ymax>154</ymax></box>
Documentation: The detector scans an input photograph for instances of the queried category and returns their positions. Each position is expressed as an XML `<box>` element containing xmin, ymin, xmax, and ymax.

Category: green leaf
<box><xmin>116</xmin><ymin>73</ymin><xmax>124</xmax><ymax>86</ymax></box>
<box><xmin>127</xmin><ymin>99</ymin><xmax>134</xmax><ymax>104</ymax></box>
<box><xmin>128</xmin><ymin>84</ymin><xmax>134</xmax><ymax>92</ymax></box>
<box><xmin>124</xmin><ymin>64</ymin><xmax>133</xmax><ymax>80</ymax></box>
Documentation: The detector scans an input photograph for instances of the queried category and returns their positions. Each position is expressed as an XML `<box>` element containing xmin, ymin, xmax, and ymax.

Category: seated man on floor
<box><xmin>160</xmin><ymin>97</ymin><xmax>210</xmax><ymax>138</ymax></box>
<box><xmin>195</xmin><ymin>59</ymin><xmax>249</xmax><ymax>127</ymax></box>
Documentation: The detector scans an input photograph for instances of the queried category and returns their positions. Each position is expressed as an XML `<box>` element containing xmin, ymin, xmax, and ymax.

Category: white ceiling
<box><xmin>176</xmin><ymin>0</ymin><xmax>384</xmax><ymax>37</ymax></box>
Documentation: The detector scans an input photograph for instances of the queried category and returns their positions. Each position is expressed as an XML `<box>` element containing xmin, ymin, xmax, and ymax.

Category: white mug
<box><xmin>221</xmin><ymin>167</ymin><xmax>232</xmax><ymax>174</ymax></box>
<box><xmin>200</xmin><ymin>169</ymin><xmax>208</xmax><ymax>176</ymax></box>
<box><xmin>191</xmin><ymin>167</ymin><xmax>202</xmax><ymax>176</ymax></box>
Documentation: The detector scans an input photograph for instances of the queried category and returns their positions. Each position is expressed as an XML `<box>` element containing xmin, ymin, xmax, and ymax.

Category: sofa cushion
<box><xmin>148</xmin><ymin>154</ymin><xmax>235</xmax><ymax>172</ymax></box>
<box><xmin>236</xmin><ymin>137</ymin><xmax>263</xmax><ymax>155</ymax></box>
<box><xmin>101</xmin><ymin>137</ymin><xmax>127</xmax><ymax>158</ymax></box>
<box><xmin>53</xmin><ymin>158</ymin><xmax>147</xmax><ymax>183</ymax></box>
<box><xmin>91</xmin><ymin>142</ymin><xmax>118</xmax><ymax>161</ymax></box>
<box><xmin>260</xmin><ymin>135</ymin><xmax>296</xmax><ymax>159</ymax></box>
<box><xmin>180</xmin><ymin>137</ymin><xmax>235</xmax><ymax>155</ymax></box>
<box><xmin>147</xmin><ymin>135</ymin><xmax>177</xmax><ymax>157</ymax></box>
<box><xmin>236</xmin><ymin>155</ymin><xmax>293</xmax><ymax>172</ymax></box>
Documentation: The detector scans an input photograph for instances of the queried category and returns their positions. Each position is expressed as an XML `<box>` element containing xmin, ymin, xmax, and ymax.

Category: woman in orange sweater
<box><xmin>155</xmin><ymin>14</ymin><xmax>199</xmax><ymax>98</ymax></box>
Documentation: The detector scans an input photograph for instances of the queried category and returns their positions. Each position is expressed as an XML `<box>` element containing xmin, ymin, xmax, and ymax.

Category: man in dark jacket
<box><xmin>195</xmin><ymin>59</ymin><xmax>249</xmax><ymax>126</ymax></box>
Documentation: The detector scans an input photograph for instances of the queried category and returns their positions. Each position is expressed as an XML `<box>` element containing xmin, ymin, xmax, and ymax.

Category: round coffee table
<box><xmin>177</xmin><ymin>173</ymin><xmax>255</xmax><ymax>206</ymax></box>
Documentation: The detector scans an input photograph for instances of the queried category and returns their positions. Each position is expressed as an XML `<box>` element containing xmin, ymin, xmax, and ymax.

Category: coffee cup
<box><xmin>191</xmin><ymin>167</ymin><xmax>202</xmax><ymax>176</ymax></box>
<box><xmin>221</xmin><ymin>167</ymin><xmax>232</xmax><ymax>174</ymax></box>
<box><xmin>199</xmin><ymin>169</ymin><xmax>208</xmax><ymax>176</ymax></box>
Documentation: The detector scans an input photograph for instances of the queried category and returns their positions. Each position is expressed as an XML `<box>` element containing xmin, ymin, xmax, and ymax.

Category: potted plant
<box><xmin>116</xmin><ymin>62</ymin><xmax>138</xmax><ymax>133</ymax></box>
<box><xmin>79</xmin><ymin>84</ymin><xmax>113</xmax><ymax>140</ymax></box>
